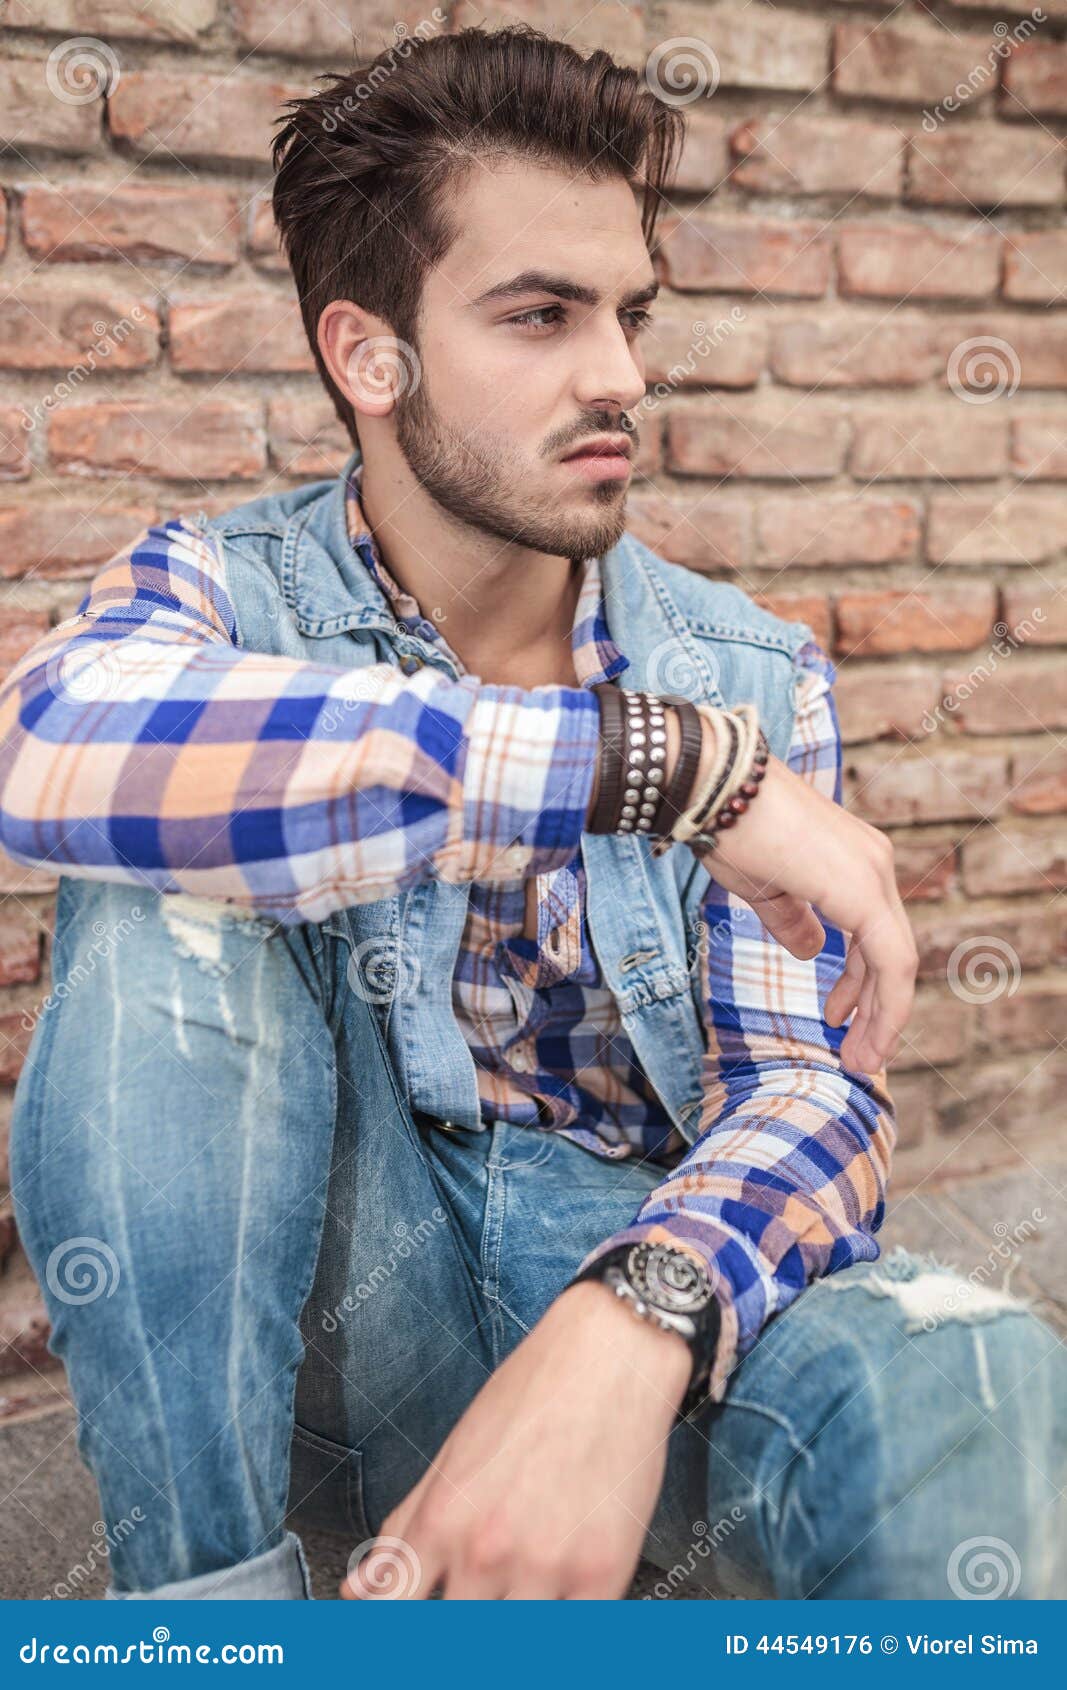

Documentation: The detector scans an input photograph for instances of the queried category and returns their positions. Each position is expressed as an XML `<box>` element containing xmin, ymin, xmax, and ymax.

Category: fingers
<box><xmin>748</xmin><ymin>891</ymin><xmax>825</xmax><ymax>959</ymax></box>
<box><xmin>825</xmin><ymin>932</ymin><xmax>864</xmax><ymax>1028</ymax></box>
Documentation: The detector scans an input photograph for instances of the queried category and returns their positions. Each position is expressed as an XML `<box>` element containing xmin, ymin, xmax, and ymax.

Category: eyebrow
<box><xmin>468</xmin><ymin>270</ymin><xmax>660</xmax><ymax>311</ymax></box>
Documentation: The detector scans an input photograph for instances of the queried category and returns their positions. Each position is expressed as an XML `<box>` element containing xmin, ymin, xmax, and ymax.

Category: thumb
<box><xmin>747</xmin><ymin>892</ymin><xmax>825</xmax><ymax>959</ymax></box>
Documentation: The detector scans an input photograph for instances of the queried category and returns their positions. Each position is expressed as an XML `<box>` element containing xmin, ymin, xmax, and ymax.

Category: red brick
<box><xmin>248</xmin><ymin>193</ymin><xmax>288</xmax><ymax>274</ymax></box>
<box><xmin>667</xmin><ymin>399</ymin><xmax>849</xmax><ymax>479</ymax></box>
<box><xmin>1002</xmin><ymin>39</ymin><xmax>1067</xmax><ymax>117</ymax></box>
<box><xmin>0</xmin><ymin>1014</ymin><xmax>33</xmax><ymax>1085</ymax></box>
<box><xmin>889</xmin><ymin>836</ymin><xmax>958</xmax><ymax>902</ymax></box>
<box><xmin>267</xmin><ymin>395</ymin><xmax>350</xmax><ymax>477</ymax></box>
<box><xmin>1001</xmin><ymin>583</ymin><xmax>1067</xmax><ymax>644</ymax></box>
<box><xmin>0</xmin><ymin>850</ymin><xmax>57</xmax><ymax>897</ymax></box>
<box><xmin>850</xmin><ymin>406</ymin><xmax>1008</xmax><ymax>479</ymax></box>
<box><xmin>910</xmin><ymin>901</ymin><xmax>1067</xmax><ymax>980</ymax></box>
<box><xmin>835</xmin><ymin>586</ymin><xmax>997</xmax><ymax>656</ymax></box>
<box><xmin>48</xmin><ymin>401</ymin><xmax>265</xmax><ymax>481</ymax></box>
<box><xmin>771</xmin><ymin>312</ymin><xmax>937</xmax><ymax>387</ymax></box>
<box><xmin>0</xmin><ymin>190</ymin><xmax>6</xmax><ymax>259</ymax></box>
<box><xmin>938</xmin><ymin>656</ymin><xmax>1067</xmax><ymax>734</ymax></box>
<box><xmin>658</xmin><ymin>214</ymin><xmax>831</xmax><ymax>297</ymax></box>
<box><xmin>4</xmin><ymin>0</ymin><xmax>217</xmax><ymax>38</ymax></box>
<box><xmin>0</xmin><ymin>1254</ymin><xmax>52</xmax><ymax>1380</ymax></box>
<box><xmin>169</xmin><ymin>293</ymin><xmax>313</xmax><ymax>374</ymax></box>
<box><xmin>659</xmin><ymin>2</ymin><xmax>827</xmax><ymax>91</ymax></box>
<box><xmin>1012</xmin><ymin>414</ymin><xmax>1067</xmax><ymax>479</ymax></box>
<box><xmin>644</xmin><ymin>300</ymin><xmax>765</xmax><ymax>390</ymax></box>
<box><xmin>732</xmin><ymin>115</ymin><xmax>904</xmax><ymax>199</ymax></box>
<box><xmin>0</xmin><ymin>609</ymin><xmax>49</xmax><ymax>677</ymax></box>
<box><xmin>752</xmin><ymin>591</ymin><xmax>832</xmax><ymax>650</ymax></box>
<box><xmin>844</xmin><ymin>745</ymin><xmax>1011</xmax><ymax>825</ymax></box>
<box><xmin>454</xmin><ymin>0</ymin><xmax>645</xmax><ymax>68</ymax></box>
<box><xmin>892</xmin><ymin>990</ymin><xmax>972</xmax><ymax>1068</ymax></box>
<box><xmin>1009</xmin><ymin>742</ymin><xmax>1067</xmax><ymax>816</ymax></box>
<box><xmin>234</xmin><ymin>0</ymin><xmax>440</xmax><ymax>59</ymax></box>
<box><xmin>0</xmin><ymin>60</ymin><xmax>102</xmax><ymax>155</ymax></box>
<box><xmin>833</xmin><ymin>20</ymin><xmax>999</xmax><ymax>105</ymax></box>
<box><xmin>936</xmin><ymin>314</ymin><xmax>1067</xmax><ymax>390</ymax></box>
<box><xmin>0</xmin><ymin>290</ymin><xmax>158</xmax><ymax>372</ymax></box>
<box><xmin>1003</xmin><ymin>230</ymin><xmax>1067</xmax><ymax>303</ymax></box>
<box><xmin>962</xmin><ymin>824</ymin><xmax>1067</xmax><ymax>896</ymax></box>
<box><xmin>980</xmin><ymin>984</ymin><xmax>1067</xmax><ymax>1055</ymax></box>
<box><xmin>834</xmin><ymin>663</ymin><xmax>941</xmax><ymax>743</ymax></box>
<box><xmin>757</xmin><ymin>495</ymin><xmax>919</xmax><ymax>567</ymax></box>
<box><xmin>0</xmin><ymin>504</ymin><xmax>154</xmax><ymax>580</ymax></box>
<box><xmin>673</xmin><ymin>108</ymin><xmax>730</xmax><ymax>195</ymax></box>
<box><xmin>908</xmin><ymin>128</ymin><xmax>1063</xmax><ymax>207</ymax></box>
<box><xmin>0</xmin><ymin>412</ymin><xmax>29</xmax><ymax>480</ymax></box>
<box><xmin>623</xmin><ymin>489</ymin><xmax>751</xmax><ymax>573</ymax></box>
<box><xmin>0</xmin><ymin>909</ymin><xmax>41</xmax><ymax>987</ymax></box>
<box><xmin>927</xmin><ymin>492</ymin><xmax>1065</xmax><ymax>564</ymax></box>
<box><xmin>109</xmin><ymin>72</ymin><xmax>305</xmax><ymax>168</ymax></box>
<box><xmin>20</xmin><ymin>183</ymin><xmax>240</xmax><ymax>268</ymax></box>
<box><xmin>837</xmin><ymin>223</ymin><xmax>1001</xmax><ymax>300</ymax></box>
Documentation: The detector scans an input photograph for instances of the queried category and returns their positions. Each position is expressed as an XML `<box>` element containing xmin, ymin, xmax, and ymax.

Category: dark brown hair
<box><xmin>271</xmin><ymin>23</ymin><xmax>685</xmax><ymax>444</ymax></box>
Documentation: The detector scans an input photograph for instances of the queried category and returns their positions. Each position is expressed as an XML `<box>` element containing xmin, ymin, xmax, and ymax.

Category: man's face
<box><xmin>392</xmin><ymin>157</ymin><xmax>654</xmax><ymax>561</ymax></box>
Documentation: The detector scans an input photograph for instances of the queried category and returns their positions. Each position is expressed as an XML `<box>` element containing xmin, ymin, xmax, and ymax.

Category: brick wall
<box><xmin>1</xmin><ymin>1</ymin><xmax>1066</xmax><ymax>1379</ymax></box>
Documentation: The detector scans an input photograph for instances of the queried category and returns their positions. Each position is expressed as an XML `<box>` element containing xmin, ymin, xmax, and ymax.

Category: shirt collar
<box><xmin>344</xmin><ymin>460</ymin><xmax>628</xmax><ymax>689</ymax></box>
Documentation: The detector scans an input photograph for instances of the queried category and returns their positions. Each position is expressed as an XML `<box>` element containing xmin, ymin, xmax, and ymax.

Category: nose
<box><xmin>571</xmin><ymin>313</ymin><xmax>647</xmax><ymax>418</ymax></box>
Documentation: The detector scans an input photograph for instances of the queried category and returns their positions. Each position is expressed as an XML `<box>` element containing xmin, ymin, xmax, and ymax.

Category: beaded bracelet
<box><xmin>672</xmin><ymin>703</ymin><xmax>769</xmax><ymax>853</ymax></box>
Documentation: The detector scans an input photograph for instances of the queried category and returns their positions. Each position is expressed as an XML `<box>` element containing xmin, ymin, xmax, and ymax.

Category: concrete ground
<box><xmin>2</xmin><ymin>1162</ymin><xmax>1065</xmax><ymax>1601</ymax></box>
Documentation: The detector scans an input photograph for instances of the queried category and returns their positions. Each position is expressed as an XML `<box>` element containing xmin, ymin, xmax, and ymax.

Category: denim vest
<box><xmin>202</xmin><ymin>453</ymin><xmax>815</xmax><ymax>1148</ymax></box>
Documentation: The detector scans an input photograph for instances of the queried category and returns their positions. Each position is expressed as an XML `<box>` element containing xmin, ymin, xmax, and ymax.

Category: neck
<box><xmin>357</xmin><ymin>462</ymin><xmax>583</xmax><ymax>687</ymax></box>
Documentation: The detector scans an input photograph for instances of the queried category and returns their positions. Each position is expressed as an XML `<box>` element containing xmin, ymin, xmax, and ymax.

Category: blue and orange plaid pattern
<box><xmin>0</xmin><ymin>472</ymin><xmax>895</xmax><ymax>1402</ymax></box>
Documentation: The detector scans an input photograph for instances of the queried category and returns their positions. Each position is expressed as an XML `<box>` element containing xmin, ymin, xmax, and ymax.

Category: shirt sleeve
<box><xmin>570</xmin><ymin>636</ymin><xmax>897</xmax><ymax>1403</ymax></box>
<box><xmin>0</xmin><ymin>518</ymin><xmax>600</xmax><ymax>923</ymax></box>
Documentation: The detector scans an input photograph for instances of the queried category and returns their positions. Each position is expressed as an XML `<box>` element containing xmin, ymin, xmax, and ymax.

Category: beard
<box><xmin>393</xmin><ymin>370</ymin><xmax>634</xmax><ymax>561</ymax></box>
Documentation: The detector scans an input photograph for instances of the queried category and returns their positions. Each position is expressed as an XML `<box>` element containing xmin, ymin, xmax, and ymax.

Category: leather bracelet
<box><xmin>650</xmin><ymin>697</ymin><xmax>704</xmax><ymax>859</ymax></box>
<box><xmin>589</xmin><ymin>683</ymin><xmax>626</xmax><ymax>834</ymax></box>
<box><xmin>618</xmin><ymin>689</ymin><xmax>669</xmax><ymax>836</ymax></box>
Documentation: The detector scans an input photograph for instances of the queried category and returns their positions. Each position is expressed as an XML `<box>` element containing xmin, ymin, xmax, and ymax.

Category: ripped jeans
<box><xmin>11</xmin><ymin>882</ymin><xmax>1067</xmax><ymax>1599</ymax></box>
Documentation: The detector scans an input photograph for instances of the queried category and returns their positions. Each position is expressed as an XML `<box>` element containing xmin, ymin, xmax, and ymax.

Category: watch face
<box><xmin>626</xmin><ymin>1242</ymin><xmax>713</xmax><ymax>1315</ymax></box>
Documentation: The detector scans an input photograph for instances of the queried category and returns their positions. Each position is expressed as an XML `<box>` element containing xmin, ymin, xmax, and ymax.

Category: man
<box><xmin>1</xmin><ymin>26</ymin><xmax>1062</xmax><ymax>1601</ymax></box>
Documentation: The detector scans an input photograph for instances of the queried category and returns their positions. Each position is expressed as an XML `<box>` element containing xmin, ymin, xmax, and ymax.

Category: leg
<box><xmin>11</xmin><ymin>880</ymin><xmax>345</xmax><ymax>1596</ymax></box>
<box><xmin>481</xmin><ymin>1126</ymin><xmax>1067</xmax><ymax>1599</ymax></box>
<box><xmin>652</xmin><ymin>1248</ymin><xmax>1067</xmax><ymax>1599</ymax></box>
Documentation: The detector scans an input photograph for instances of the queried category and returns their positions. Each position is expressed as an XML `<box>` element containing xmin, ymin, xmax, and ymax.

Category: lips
<box><xmin>561</xmin><ymin>440</ymin><xmax>631</xmax><ymax>462</ymax></box>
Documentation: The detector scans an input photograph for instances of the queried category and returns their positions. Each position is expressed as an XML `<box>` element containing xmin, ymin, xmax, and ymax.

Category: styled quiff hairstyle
<box><xmin>271</xmin><ymin>23</ymin><xmax>685</xmax><ymax>444</ymax></box>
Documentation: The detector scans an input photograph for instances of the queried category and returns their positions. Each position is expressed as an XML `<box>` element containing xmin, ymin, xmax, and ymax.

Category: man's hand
<box><xmin>340</xmin><ymin>1279</ymin><xmax>692</xmax><ymax>1600</ymax></box>
<box><xmin>692</xmin><ymin>749</ymin><xmax>918</xmax><ymax>1078</ymax></box>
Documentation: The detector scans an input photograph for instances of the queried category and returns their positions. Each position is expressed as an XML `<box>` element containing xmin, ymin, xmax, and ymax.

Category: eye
<box><xmin>509</xmin><ymin>305</ymin><xmax>567</xmax><ymax>331</ymax></box>
<box><xmin>621</xmin><ymin>308</ymin><xmax>654</xmax><ymax>333</ymax></box>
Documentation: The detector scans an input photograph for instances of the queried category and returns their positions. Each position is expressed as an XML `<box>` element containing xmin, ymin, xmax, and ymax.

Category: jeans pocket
<box><xmin>287</xmin><ymin>1422</ymin><xmax>370</xmax><ymax>1543</ymax></box>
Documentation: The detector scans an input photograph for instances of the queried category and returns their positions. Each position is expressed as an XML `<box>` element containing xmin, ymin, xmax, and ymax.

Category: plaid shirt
<box><xmin>0</xmin><ymin>473</ymin><xmax>895</xmax><ymax>1402</ymax></box>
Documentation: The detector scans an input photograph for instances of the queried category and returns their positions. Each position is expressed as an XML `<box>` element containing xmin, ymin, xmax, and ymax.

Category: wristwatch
<box><xmin>569</xmin><ymin>1240</ymin><xmax>722</xmax><ymax>1419</ymax></box>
